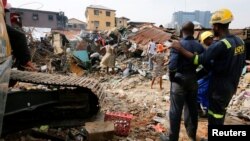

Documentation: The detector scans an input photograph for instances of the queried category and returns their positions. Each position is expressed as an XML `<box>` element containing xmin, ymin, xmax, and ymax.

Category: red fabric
<box><xmin>10</xmin><ymin>13</ymin><xmax>22</xmax><ymax>27</ymax></box>
<box><xmin>2</xmin><ymin>0</ymin><xmax>7</xmax><ymax>8</ymax></box>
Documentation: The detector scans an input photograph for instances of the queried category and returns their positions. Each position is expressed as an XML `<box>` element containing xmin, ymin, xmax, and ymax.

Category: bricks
<box><xmin>85</xmin><ymin>121</ymin><xmax>114</xmax><ymax>141</ymax></box>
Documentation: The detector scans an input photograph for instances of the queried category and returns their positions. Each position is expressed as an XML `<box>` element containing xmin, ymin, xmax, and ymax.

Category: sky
<box><xmin>8</xmin><ymin>0</ymin><xmax>250</xmax><ymax>28</ymax></box>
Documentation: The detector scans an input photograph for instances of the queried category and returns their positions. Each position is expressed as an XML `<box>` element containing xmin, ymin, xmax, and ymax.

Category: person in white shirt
<box><xmin>147</xmin><ymin>39</ymin><xmax>156</xmax><ymax>70</ymax></box>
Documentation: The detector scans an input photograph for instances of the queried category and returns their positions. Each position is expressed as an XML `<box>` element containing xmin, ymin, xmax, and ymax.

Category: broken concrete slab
<box><xmin>85</xmin><ymin>121</ymin><xmax>114</xmax><ymax>141</ymax></box>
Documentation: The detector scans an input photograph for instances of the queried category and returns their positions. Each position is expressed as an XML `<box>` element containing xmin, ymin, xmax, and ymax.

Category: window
<box><xmin>94</xmin><ymin>21</ymin><xmax>99</xmax><ymax>27</ymax></box>
<box><xmin>106</xmin><ymin>22</ymin><xmax>111</xmax><ymax>27</ymax></box>
<box><xmin>32</xmin><ymin>13</ymin><xmax>39</xmax><ymax>21</ymax></box>
<box><xmin>48</xmin><ymin>15</ymin><xmax>54</xmax><ymax>21</ymax></box>
<box><xmin>80</xmin><ymin>24</ymin><xmax>85</xmax><ymax>29</ymax></box>
<box><xmin>94</xmin><ymin>10</ymin><xmax>99</xmax><ymax>15</ymax></box>
<box><xmin>73</xmin><ymin>24</ymin><xmax>77</xmax><ymax>28</ymax></box>
<box><xmin>106</xmin><ymin>11</ymin><xmax>110</xmax><ymax>16</ymax></box>
<box><xmin>119</xmin><ymin>20</ymin><xmax>122</xmax><ymax>23</ymax></box>
<box><xmin>17</xmin><ymin>12</ymin><xmax>24</xmax><ymax>15</ymax></box>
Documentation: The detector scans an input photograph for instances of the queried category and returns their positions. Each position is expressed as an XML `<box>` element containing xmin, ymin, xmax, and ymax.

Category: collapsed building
<box><xmin>2</xmin><ymin>5</ymin><xmax>250</xmax><ymax>139</ymax></box>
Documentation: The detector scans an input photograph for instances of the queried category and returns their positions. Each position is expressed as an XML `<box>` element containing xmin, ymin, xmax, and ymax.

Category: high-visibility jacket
<box><xmin>193</xmin><ymin>35</ymin><xmax>246</xmax><ymax>90</ymax></box>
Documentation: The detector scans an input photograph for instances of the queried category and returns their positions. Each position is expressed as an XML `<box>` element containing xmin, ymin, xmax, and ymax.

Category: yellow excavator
<box><xmin>0</xmin><ymin>0</ymin><xmax>104</xmax><ymax>137</ymax></box>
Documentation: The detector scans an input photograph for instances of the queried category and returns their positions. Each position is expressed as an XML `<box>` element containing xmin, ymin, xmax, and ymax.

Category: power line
<box><xmin>18</xmin><ymin>2</ymin><xmax>44</xmax><ymax>10</ymax></box>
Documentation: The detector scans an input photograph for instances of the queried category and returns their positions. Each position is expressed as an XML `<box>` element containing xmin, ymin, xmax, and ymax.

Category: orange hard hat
<box><xmin>157</xmin><ymin>44</ymin><xmax>165</xmax><ymax>52</ymax></box>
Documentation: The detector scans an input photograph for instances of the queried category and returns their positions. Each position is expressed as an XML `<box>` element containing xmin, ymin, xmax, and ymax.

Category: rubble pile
<box><xmin>227</xmin><ymin>91</ymin><xmax>250</xmax><ymax>120</ymax></box>
<box><xmin>3</xmin><ymin>25</ymin><xmax>250</xmax><ymax>141</ymax></box>
<box><xmin>227</xmin><ymin>74</ymin><xmax>250</xmax><ymax>121</ymax></box>
<box><xmin>27</xmin><ymin>32</ymin><xmax>71</xmax><ymax>74</ymax></box>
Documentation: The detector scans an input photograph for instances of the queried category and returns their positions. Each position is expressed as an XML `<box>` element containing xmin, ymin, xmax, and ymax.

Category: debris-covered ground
<box><xmin>99</xmin><ymin>74</ymin><xmax>208</xmax><ymax>141</ymax></box>
<box><xmin>4</xmin><ymin>55</ymin><xmax>250</xmax><ymax>141</ymax></box>
<box><xmin>2</xmin><ymin>26</ymin><xmax>250</xmax><ymax>141</ymax></box>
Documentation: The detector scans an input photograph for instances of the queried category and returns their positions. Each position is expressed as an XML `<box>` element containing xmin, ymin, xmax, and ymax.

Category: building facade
<box><xmin>115</xmin><ymin>17</ymin><xmax>130</xmax><ymax>28</ymax></box>
<box><xmin>10</xmin><ymin>8</ymin><xmax>67</xmax><ymax>29</ymax></box>
<box><xmin>170</xmin><ymin>10</ymin><xmax>212</xmax><ymax>28</ymax></box>
<box><xmin>67</xmin><ymin>18</ymin><xmax>87</xmax><ymax>30</ymax></box>
<box><xmin>85</xmin><ymin>5</ymin><xmax>116</xmax><ymax>31</ymax></box>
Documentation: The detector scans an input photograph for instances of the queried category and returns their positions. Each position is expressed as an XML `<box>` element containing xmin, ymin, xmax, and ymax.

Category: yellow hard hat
<box><xmin>210</xmin><ymin>8</ymin><xmax>233</xmax><ymax>24</ymax></box>
<box><xmin>200</xmin><ymin>31</ymin><xmax>213</xmax><ymax>44</ymax></box>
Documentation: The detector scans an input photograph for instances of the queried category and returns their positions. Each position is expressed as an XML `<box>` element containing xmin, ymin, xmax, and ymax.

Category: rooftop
<box><xmin>117</xmin><ymin>17</ymin><xmax>130</xmax><ymax>21</ymax></box>
<box><xmin>128</xmin><ymin>27</ymin><xmax>172</xmax><ymax>48</ymax></box>
<box><xmin>10</xmin><ymin>7</ymin><xmax>60</xmax><ymax>14</ymax></box>
<box><xmin>68</xmin><ymin>18</ymin><xmax>86</xmax><ymax>24</ymax></box>
<box><xmin>87</xmin><ymin>5</ymin><xmax>116</xmax><ymax>11</ymax></box>
<box><xmin>128</xmin><ymin>21</ymin><xmax>155</xmax><ymax>25</ymax></box>
<box><xmin>51</xmin><ymin>29</ymin><xmax>81</xmax><ymax>40</ymax></box>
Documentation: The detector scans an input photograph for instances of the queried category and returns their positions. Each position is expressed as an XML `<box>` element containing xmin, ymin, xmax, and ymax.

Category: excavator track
<box><xmin>2</xmin><ymin>70</ymin><xmax>106</xmax><ymax>136</ymax></box>
<box><xmin>10</xmin><ymin>70</ymin><xmax>106</xmax><ymax>101</ymax></box>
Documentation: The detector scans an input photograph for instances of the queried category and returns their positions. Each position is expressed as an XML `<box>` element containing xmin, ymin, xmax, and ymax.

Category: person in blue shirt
<box><xmin>197</xmin><ymin>31</ymin><xmax>215</xmax><ymax>117</ymax></box>
<box><xmin>161</xmin><ymin>21</ymin><xmax>204</xmax><ymax>141</ymax></box>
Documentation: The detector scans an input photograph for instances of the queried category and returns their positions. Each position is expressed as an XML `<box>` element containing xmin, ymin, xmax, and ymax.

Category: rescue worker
<box><xmin>161</xmin><ymin>21</ymin><xmax>204</xmax><ymax>141</ymax></box>
<box><xmin>196</xmin><ymin>31</ymin><xmax>214</xmax><ymax>117</ymax></box>
<box><xmin>200</xmin><ymin>31</ymin><xmax>214</xmax><ymax>48</ymax></box>
<box><xmin>169</xmin><ymin>9</ymin><xmax>246</xmax><ymax>126</ymax></box>
<box><xmin>3</xmin><ymin>0</ymin><xmax>36</xmax><ymax>71</ymax></box>
<box><xmin>196</xmin><ymin>31</ymin><xmax>215</xmax><ymax>78</ymax></box>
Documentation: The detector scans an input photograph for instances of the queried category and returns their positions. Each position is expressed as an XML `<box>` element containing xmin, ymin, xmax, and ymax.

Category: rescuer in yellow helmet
<box><xmin>162</xmin><ymin>8</ymin><xmax>246</xmax><ymax>141</ymax></box>
<box><xmin>169</xmin><ymin>8</ymin><xmax>245</xmax><ymax>125</ymax></box>
<box><xmin>200</xmin><ymin>31</ymin><xmax>214</xmax><ymax>48</ymax></box>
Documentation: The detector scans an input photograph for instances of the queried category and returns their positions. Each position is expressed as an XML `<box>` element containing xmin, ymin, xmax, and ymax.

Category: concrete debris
<box><xmin>145</xmin><ymin>138</ymin><xmax>154</xmax><ymax>141</ymax></box>
<box><xmin>138</xmin><ymin>69</ymin><xmax>147</xmax><ymax>77</ymax></box>
<box><xmin>162</xmin><ymin>74</ymin><xmax>169</xmax><ymax>80</ymax></box>
<box><xmin>132</xmin><ymin>28</ymin><xmax>139</xmax><ymax>33</ymax></box>
<box><xmin>227</xmin><ymin>91</ymin><xmax>250</xmax><ymax>120</ymax></box>
<box><xmin>85</xmin><ymin>121</ymin><xmax>114</xmax><ymax>141</ymax></box>
<box><xmin>152</xmin><ymin>116</ymin><xmax>167</xmax><ymax>125</ymax></box>
<box><xmin>244</xmin><ymin>73</ymin><xmax>250</xmax><ymax>83</ymax></box>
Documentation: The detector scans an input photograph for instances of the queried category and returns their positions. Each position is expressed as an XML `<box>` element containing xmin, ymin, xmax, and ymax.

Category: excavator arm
<box><xmin>0</xmin><ymin>0</ymin><xmax>12</xmax><ymax>136</ymax></box>
<box><xmin>0</xmin><ymin>56</ymin><xmax>12</xmax><ymax>136</ymax></box>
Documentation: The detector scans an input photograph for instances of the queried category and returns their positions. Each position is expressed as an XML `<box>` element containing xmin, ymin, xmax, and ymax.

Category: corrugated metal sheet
<box><xmin>52</xmin><ymin>30</ymin><xmax>81</xmax><ymax>40</ymax></box>
<box><xmin>73</xmin><ymin>50</ymin><xmax>89</xmax><ymax>63</ymax></box>
<box><xmin>128</xmin><ymin>27</ymin><xmax>172</xmax><ymax>46</ymax></box>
